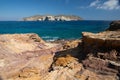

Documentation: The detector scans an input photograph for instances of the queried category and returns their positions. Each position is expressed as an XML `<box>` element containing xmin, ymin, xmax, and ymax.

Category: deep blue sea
<box><xmin>0</xmin><ymin>20</ymin><xmax>111</xmax><ymax>41</ymax></box>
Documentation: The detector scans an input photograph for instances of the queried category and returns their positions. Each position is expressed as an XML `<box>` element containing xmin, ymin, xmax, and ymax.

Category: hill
<box><xmin>23</xmin><ymin>15</ymin><xmax>82</xmax><ymax>21</ymax></box>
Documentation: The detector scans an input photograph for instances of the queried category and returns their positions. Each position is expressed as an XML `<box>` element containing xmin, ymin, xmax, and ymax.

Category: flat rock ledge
<box><xmin>82</xmin><ymin>31</ymin><xmax>120</xmax><ymax>49</ymax></box>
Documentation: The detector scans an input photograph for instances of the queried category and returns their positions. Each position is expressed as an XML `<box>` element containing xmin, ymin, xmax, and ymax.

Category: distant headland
<box><xmin>23</xmin><ymin>15</ymin><xmax>83</xmax><ymax>21</ymax></box>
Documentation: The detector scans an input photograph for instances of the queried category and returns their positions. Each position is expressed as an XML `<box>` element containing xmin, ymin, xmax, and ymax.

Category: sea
<box><xmin>0</xmin><ymin>20</ymin><xmax>111</xmax><ymax>41</ymax></box>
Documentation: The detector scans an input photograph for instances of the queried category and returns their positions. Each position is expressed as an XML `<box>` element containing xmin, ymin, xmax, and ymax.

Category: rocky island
<box><xmin>0</xmin><ymin>20</ymin><xmax>120</xmax><ymax>80</ymax></box>
<box><xmin>23</xmin><ymin>15</ymin><xmax>82</xmax><ymax>21</ymax></box>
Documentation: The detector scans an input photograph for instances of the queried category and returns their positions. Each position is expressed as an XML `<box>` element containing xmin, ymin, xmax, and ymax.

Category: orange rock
<box><xmin>54</xmin><ymin>55</ymin><xmax>78</xmax><ymax>68</ymax></box>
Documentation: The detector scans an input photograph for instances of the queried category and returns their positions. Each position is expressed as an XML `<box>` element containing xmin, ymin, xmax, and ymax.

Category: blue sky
<box><xmin>0</xmin><ymin>0</ymin><xmax>120</xmax><ymax>20</ymax></box>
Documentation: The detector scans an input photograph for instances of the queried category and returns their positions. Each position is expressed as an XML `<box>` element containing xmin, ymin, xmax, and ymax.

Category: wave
<box><xmin>42</xmin><ymin>36</ymin><xmax>58</xmax><ymax>39</ymax></box>
<box><xmin>41</xmin><ymin>36</ymin><xmax>59</xmax><ymax>42</ymax></box>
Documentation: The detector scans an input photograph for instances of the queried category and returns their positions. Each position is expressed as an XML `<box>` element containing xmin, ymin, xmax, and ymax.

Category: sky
<box><xmin>0</xmin><ymin>0</ymin><xmax>120</xmax><ymax>20</ymax></box>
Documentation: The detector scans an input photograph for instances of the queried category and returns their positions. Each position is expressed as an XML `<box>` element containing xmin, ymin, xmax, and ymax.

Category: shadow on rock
<box><xmin>49</xmin><ymin>42</ymin><xmax>85</xmax><ymax>72</ymax></box>
<box><xmin>0</xmin><ymin>76</ymin><xmax>3</xmax><ymax>80</ymax></box>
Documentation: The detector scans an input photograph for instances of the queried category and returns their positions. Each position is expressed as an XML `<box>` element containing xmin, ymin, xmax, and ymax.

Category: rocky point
<box><xmin>0</xmin><ymin>20</ymin><xmax>120</xmax><ymax>80</ymax></box>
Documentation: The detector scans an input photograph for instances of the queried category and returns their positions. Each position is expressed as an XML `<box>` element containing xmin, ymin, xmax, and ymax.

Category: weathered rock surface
<box><xmin>42</xmin><ymin>35</ymin><xmax>119</xmax><ymax>80</ymax></box>
<box><xmin>0</xmin><ymin>33</ymin><xmax>62</xmax><ymax>80</ymax></box>
<box><xmin>81</xmin><ymin>22</ymin><xmax>120</xmax><ymax>80</ymax></box>
<box><xmin>82</xmin><ymin>31</ymin><xmax>120</xmax><ymax>55</ymax></box>
<box><xmin>0</xmin><ymin>20</ymin><xmax>120</xmax><ymax>80</ymax></box>
<box><xmin>106</xmin><ymin>20</ymin><xmax>120</xmax><ymax>31</ymax></box>
<box><xmin>82</xmin><ymin>31</ymin><xmax>120</xmax><ymax>47</ymax></box>
<box><xmin>52</xmin><ymin>39</ymin><xmax>81</xmax><ymax>50</ymax></box>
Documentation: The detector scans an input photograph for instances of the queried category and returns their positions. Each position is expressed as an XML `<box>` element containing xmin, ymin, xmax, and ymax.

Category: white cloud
<box><xmin>90</xmin><ymin>0</ymin><xmax>100</xmax><ymax>7</ymax></box>
<box><xmin>90</xmin><ymin>0</ymin><xmax>120</xmax><ymax>10</ymax></box>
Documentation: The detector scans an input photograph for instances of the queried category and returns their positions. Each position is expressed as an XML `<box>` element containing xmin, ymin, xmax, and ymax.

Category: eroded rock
<box><xmin>0</xmin><ymin>33</ymin><xmax>62</xmax><ymax>80</ymax></box>
<box><xmin>81</xmin><ymin>24</ymin><xmax>120</xmax><ymax>80</ymax></box>
<box><xmin>82</xmin><ymin>31</ymin><xmax>120</xmax><ymax>50</ymax></box>
<box><xmin>0</xmin><ymin>20</ymin><xmax>120</xmax><ymax>80</ymax></box>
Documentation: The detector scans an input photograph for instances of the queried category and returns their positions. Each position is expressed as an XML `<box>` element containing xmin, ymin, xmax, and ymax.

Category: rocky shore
<box><xmin>0</xmin><ymin>20</ymin><xmax>120</xmax><ymax>80</ymax></box>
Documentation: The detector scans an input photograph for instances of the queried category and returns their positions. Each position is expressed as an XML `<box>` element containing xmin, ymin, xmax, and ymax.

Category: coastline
<box><xmin>0</xmin><ymin>20</ymin><xmax>111</xmax><ymax>40</ymax></box>
<box><xmin>0</xmin><ymin>20</ymin><xmax>119</xmax><ymax>80</ymax></box>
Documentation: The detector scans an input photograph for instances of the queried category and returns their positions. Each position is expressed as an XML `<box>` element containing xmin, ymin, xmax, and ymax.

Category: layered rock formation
<box><xmin>81</xmin><ymin>20</ymin><xmax>120</xmax><ymax>80</ymax></box>
<box><xmin>23</xmin><ymin>15</ymin><xmax>82</xmax><ymax>21</ymax></box>
<box><xmin>82</xmin><ymin>31</ymin><xmax>120</xmax><ymax>52</ymax></box>
<box><xmin>0</xmin><ymin>20</ymin><xmax>120</xmax><ymax>80</ymax></box>
<box><xmin>0</xmin><ymin>33</ymin><xmax>62</xmax><ymax>80</ymax></box>
<box><xmin>45</xmin><ymin>20</ymin><xmax>120</xmax><ymax>80</ymax></box>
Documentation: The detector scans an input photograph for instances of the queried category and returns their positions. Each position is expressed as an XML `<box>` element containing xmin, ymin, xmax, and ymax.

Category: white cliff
<box><xmin>23</xmin><ymin>15</ymin><xmax>82</xmax><ymax>21</ymax></box>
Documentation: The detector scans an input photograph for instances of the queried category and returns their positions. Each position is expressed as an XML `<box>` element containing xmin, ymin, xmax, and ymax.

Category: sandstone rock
<box><xmin>75</xmin><ymin>69</ymin><xmax>118</xmax><ymax>80</ymax></box>
<box><xmin>1</xmin><ymin>20</ymin><xmax>120</xmax><ymax>80</ymax></box>
<box><xmin>51</xmin><ymin>39</ymin><xmax>81</xmax><ymax>50</ymax></box>
<box><xmin>81</xmin><ymin>27</ymin><xmax>120</xmax><ymax>80</ymax></box>
<box><xmin>82</xmin><ymin>31</ymin><xmax>120</xmax><ymax>53</ymax></box>
<box><xmin>46</xmin><ymin>53</ymin><xmax>118</xmax><ymax>80</ymax></box>
<box><xmin>97</xmin><ymin>49</ymin><xmax>119</xmax><ymax>61</ymax></box>
<box><xmin>41</xmin><ymin>56</ymin><xmax>83</xmax><ymax>80</ymax></box>
<box><xmin>45</xmin><ymin>21</ymin><xmax>120</xmax><ymax>80</ymax></box>
<box><xmin>53</xmin><ymin>55</ymin><xmax>79</xmax><ymax>68</ymax></box>
<box><xmin>0</xmin><ymin>33</ymin><xmax>62</xmax><ymax>80</ymax></box>
<box><xmin>82</xmin><ymin>57</ymin><xmax>118</xmax><ymax>74</ymax></box>
<box><xmin>106</xmin><ymin>20</ymin><xmax>120</xmax><ymax>31</ymax></box>
<box><xmin>82</xmin><ymin>31</ymin><xmax>120</xmax><ymax>62</ymax></box>
<box><xmin>63</xmin><ymin>40</ymin><xmax>81</xmax><ymax>50</ymax></box>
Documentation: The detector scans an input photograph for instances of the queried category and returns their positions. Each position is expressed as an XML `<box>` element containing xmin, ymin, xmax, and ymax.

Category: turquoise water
<box><xmin>0</xmin><ymin>20</ymin><xmax>111</xmax><ymax>41</ymax></box>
